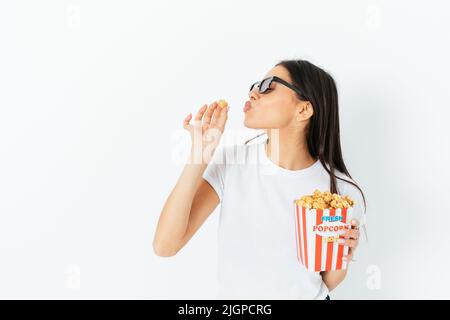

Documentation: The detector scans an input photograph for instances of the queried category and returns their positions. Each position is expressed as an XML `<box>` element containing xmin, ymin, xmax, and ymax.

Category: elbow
<box><xmin>322</xmin><ymin>280</ymin><xmax>338</xmax><ymax>293</ymax></box>
<box><xmin>321</xmin><ymin>271</ymin><xmax>346</xmax><ymax>292</ymax></box>
<box><xmin>152</xmin><ymin>240</ymin><xmax>179</xmax><ymax>257</ymax></box>
<box><xmin>324</xmin><ymin>282</ymin><xmax>338</xmax><ymax>292</ymax></box>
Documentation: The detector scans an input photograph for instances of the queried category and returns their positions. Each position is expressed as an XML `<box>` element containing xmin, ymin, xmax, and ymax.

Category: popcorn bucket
<box><xmin>293</xmin><ymin>201</ymin><xmax>353</xmax><ymax>272</ymax></box>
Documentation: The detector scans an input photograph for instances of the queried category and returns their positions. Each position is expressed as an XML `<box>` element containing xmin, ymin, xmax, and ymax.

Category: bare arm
<box><xmin>321</xmin><ymin>268</ymin><xmax>348</xmax><ymax>291</ymax></box>
<box><xmin>152</xmin><ymin>160</ymin><xmax>219</xmax><ymax>256</ymax></box>
<box><xmin>153</xmin><ymin>101</ymin><xmax>229</xmax><ymax>257</ymax></box>
<box><xmin>321</xmin><ymin>220</ymin><xmax>360</xmax><ymax>291</ymax></box>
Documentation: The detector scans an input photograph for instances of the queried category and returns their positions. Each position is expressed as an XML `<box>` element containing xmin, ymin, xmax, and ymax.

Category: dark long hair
<box><xmin>245</xmin><ymin>59</ymin><xmax>366</xmax><ymax>213</ymax></box>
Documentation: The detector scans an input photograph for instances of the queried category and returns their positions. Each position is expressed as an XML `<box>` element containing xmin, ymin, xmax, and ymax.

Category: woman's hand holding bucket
<box><xmin>339</xmin><ymin>219</ymin><xmax>360</xmax><ymax>262</ymax></box>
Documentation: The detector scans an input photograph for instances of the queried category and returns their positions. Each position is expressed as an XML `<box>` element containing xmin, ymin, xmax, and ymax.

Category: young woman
<box><xmin>153</xmin><ymin>59</ymin><xmax>367</xmax><ymax>300</ymax></box>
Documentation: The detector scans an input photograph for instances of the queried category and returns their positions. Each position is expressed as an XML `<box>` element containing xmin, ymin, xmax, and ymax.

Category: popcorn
<box><xmin>295</xmin><ymin>189</ymin><xmax>354</xmax><ymax>209</ymax></box>
<box><xmin>293</xmin><ymin>189</ymin><xmax>355</xmax><ymax>272</ymax></box>
<box><xmin>218</xmin><ymin>99</ymin><xmax>228</xmax><ymax>108</ymax></box>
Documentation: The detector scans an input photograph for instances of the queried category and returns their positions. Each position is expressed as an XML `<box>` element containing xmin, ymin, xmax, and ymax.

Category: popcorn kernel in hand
<box><xmin>218</xmin><ymin>99</ymin><xmax>228</xmax><ymax>108</ymax></box>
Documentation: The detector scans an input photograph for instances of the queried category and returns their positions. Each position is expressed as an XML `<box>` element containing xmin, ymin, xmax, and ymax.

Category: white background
<box><xmin>0</xmin><ymin>0</ymin><xmax>449</xmax><ymax>299</ymax></box>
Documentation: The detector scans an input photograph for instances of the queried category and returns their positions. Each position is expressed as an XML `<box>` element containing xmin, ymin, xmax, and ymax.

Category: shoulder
<box><xmin>334</xmin><ymin>169</ymin><xmax>367</xmax><ymax>223</ymax></box>
<box><xmin>334</xmin><ymin>169</ymin><xmax>365</xmax><ymax>206</ymax></box>
<box><xmin>334</xmin><ymin>169</ymin><xmax>359</xmax><ymax>193</ymax></box>
<box><xmin>315</xmin><ymin>162</ymin><xmax>362</xmax><ymax>195</ymax></box>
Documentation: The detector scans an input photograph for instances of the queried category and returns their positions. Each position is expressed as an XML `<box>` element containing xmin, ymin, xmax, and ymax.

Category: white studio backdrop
<box><xmin>0</xmin><ymin>0</ymin><xmax>449</xmax><ymax>299</ymax></box>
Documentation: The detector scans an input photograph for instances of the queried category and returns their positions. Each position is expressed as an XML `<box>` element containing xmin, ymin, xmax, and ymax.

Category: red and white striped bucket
<box><xmin>293</xmin><ymin>201</ymin><xmax>353</xmax><ymax>272</ymax></box>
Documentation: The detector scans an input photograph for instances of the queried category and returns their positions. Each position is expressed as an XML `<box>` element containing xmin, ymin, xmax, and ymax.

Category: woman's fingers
<box><xmin>215</xmin><ymin>105</ymin><xmax>229</xmax><ymax>132</ymax></box>
<box><xmin>338</xmin><ymin>238</ymin><xmax>359</xmax><ymax>248</ymax></box>
<box><xmin>351</xmin><ymin>219</ymin><xmax>360</xmax><ymax>229</ymax></box>
<box><xmin>193</xmin><ymin>104</ymin><xmax>208</xmax><ymax>125</ymax></box>
<box><xmin>342</xmin><ymin>252</ymin><xmax>353</xmax><ymax>262</ymax></box>
<box><xmin>341</xmin><ymin>229</ymin><xmax>360</xmax><ymax>240</ymax></box>
<box><xmin>209</xmin><ymin>103</ymin><xmax>222</xmax><ymax>128</ymax></box>
<box><xmin>185</xmin><ymin>101</ymin><xmax>228</xmax><ymax>132</ymax></box>
<box><xmin>183</xmin><ymin>113</ymin><xmax>193</xmax><ymax>130</ymax></box>
<box><xmin>203</xmin><ymin>102</ymin><xmax>218</xmax><ymax>127</ymax></box>
<box><xmin>344</xmin><ymin>245</ymin><xmax>356</xmax><ymax>261</ymax></box>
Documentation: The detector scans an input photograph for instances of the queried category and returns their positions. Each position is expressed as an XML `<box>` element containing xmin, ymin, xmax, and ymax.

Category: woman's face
<box><xmin>244</xmin><ymin>65</ymin><xmax>311</xmax><ymax>130</ymax></box>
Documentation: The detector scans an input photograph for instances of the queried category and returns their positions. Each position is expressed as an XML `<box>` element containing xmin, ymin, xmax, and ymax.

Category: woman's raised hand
<box><xmin>183</xmin><ymin>101</ymin><xmax>229</xmax><ymax>164</ymax></box>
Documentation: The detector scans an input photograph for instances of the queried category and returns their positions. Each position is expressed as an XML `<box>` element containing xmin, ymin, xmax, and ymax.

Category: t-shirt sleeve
<box><xmin>202</xmin><ymin>146</ymin><xmax>228</xmax><ymax>202</ymax></box>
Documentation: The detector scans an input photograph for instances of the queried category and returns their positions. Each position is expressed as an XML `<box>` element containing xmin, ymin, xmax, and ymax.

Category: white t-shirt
<box><xmin>202</xmin><ymin>139</ymin><xmax>366</xmax><ymax>300</ymax></box>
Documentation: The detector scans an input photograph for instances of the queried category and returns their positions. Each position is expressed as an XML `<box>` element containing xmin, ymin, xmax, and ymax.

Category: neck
<box><xmin>265</xmin><ymin>128</ymin><xmax>316</xmax><ymax>171</ymax></box>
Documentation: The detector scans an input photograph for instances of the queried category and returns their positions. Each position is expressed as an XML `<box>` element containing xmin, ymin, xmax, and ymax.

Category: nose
<box><xmin>248</xmin><ymin>88</ymin><xmax>258</xmax><ymax>100</ymax></box>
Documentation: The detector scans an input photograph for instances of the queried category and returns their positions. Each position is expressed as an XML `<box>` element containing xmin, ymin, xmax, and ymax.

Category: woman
<box><xmin>153</xmin><ymin>59</ymin><xmax>367</xmax><ymax>300</ymax></box>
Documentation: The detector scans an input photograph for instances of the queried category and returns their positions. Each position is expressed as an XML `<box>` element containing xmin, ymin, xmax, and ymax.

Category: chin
<box><xmin>243</xmin><ymin>118</ymin><xmax>258</xmax><ymax>129</ymax></box>
<box><xmin>245</xmin><ymin>114</ymin><xmax>281</xmax><ymax>129</ymax></box>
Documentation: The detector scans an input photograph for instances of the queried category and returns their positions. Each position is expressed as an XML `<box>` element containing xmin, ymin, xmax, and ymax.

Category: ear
<box><xmin>295</xmin><ymin>101</ymin><xmax>314</xmax><ymax>121</ymax></box>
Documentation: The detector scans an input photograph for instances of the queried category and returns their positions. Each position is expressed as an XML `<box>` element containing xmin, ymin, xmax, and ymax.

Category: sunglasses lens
<box><xmin>260</xmin><ymin>78</ymin><xmax>272</xmax><ymax>93</ymax></box>
<box><xmin>250</xmin><ymin>81</ymin><xmax>259</xmax><ymax>92</ymax></box>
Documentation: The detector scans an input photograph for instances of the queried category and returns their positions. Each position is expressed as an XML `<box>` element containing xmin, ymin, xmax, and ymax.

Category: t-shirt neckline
<box><xmin>257</xmin><ymin>140</ymin><xmax>321</xmax><ymax>176</ymax></box>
